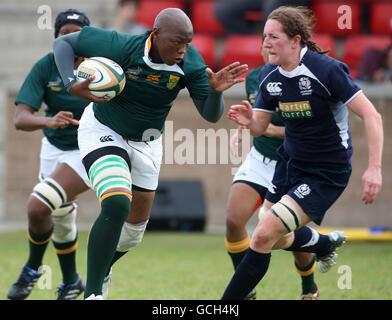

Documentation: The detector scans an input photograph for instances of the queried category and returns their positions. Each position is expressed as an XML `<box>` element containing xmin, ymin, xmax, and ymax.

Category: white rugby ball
<box><xmin>76</xmin><ymin>57</ymin><xmax>126</xmax><ymax>99</ymax></box>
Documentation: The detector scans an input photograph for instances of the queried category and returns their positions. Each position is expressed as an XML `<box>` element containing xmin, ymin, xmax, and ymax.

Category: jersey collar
<box><xmin>278</xmin><ymin>46</ymin><xmax>308</xmax><ymax>77</ymax></box>
<box><xmin>143</xmin><ymin>33</ymin><xmax>184</xmax><ymax>75</ymax></box>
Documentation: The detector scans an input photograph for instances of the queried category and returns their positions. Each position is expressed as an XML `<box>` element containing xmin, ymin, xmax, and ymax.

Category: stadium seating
<box><xmin>191</xmin><ymin>0</ymin><xmax>224</xmax><ymax>35</ymax></box>
<box><xmin>310</xmin><ymin>34</ymin><xmax>336</xmax><ymax>58</ymax></box>
<box><xmin>137</xmin><ymin>0</ymin><xmax>186</xmax><ymax>28</ymax></box>
<box><xmin>191</xmin><ymin>34</ymin><xmax>216</xmax><ymax>68</ymax></box>
<box><xmin>312</xmin><ymin>1</ymin><xmax>361</xmax><ymax>35</ymax></box>
<box><xmin>220</xmin><ymin>35</ymin><xmax>263</xmax><ymax>71</ymax></box>
<box><xmin>370</xmin><ymin>1</ymin><xmax>392</xmax><ymax>34</ymax></box>
<box><xmin>341</xmin><ymin>35</ymin><xmax>392</xmax><ymax>78</ymax></box>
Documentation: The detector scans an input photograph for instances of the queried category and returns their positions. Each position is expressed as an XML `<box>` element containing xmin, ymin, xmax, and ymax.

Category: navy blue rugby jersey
<box><xmin>253</xmin><ymin>47</ymin><xmax>361</xmax><ymax>165</ymax></box>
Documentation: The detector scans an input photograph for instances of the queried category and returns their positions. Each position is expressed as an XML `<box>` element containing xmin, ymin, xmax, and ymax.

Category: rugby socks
<box><xmin>285</xmin><ymin>226</ymin><xmax>331</xmax><ymax>257</ymax></box>
<box><xmin>105</xmin><ymin>251</ymin><xmax>128</xmax><ymax>277</ymax></box>
<box><xmin>84</xmin><ymin>194</ymin><xmax>131</xmax><ymax>298</ymax></box>
<box><xmin>52</xmin><ymin>236</ymin><xmax>79</xmax><ymax>284</ymax></box>
<box><xmin>295</xmin><ymin>256</ymin><xmax>318</xmax><ymax>294</ymax></box>
<box><xmin>222</xmin><ymin>248</ymin><xmax>271</xmax><ymax>300</ymax></box>
<box><xmin>26</xmin><ymin>227</ymin><xmax>53</xmax><ymax>271</ymax></box>
<box><xmin>225</xmin><ymin>236</ymin><xmax>251</xmax><ymax>270</ymax></box>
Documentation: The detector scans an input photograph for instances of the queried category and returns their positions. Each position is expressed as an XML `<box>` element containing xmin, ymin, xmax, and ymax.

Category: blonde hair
<box><xmin>267</xmin><ymin>6</ymin><xmax>329</xmax><ymax>55</ymax></box>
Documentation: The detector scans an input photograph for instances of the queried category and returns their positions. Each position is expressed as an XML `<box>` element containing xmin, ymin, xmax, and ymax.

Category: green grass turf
<box><xmin>0</xmin><ymin>230</ymin><xmax>391</xmax><ymax>300</ymax></box>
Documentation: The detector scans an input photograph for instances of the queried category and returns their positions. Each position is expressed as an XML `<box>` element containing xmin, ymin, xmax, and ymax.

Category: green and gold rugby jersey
<box><xmin>75</xmin><ymin>27</ymin><xmax>210</xmax><ymax>141</ymax></box>
<box><xmin>246</xmin><ymin>66</ymin><xmax>284</xmax><ymax>161</ymax></box>
<box><xmin>15</xmin><ymin>53</ymin><xmax>89</xmax><ymax>150</ymax></box>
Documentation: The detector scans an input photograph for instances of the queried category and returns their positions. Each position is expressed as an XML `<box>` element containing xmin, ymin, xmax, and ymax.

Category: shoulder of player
<box><xmin>257</xmin><ymin>63</ymin><xmax>279</xmax><ymax>86</ymax></box>
<box><xmin>80</xmin><ymin>26</ymin><xmax>147</xmax><ymax>46</ymax></box>
<box><xmin>302</xmin><ymin>49</ymin><xmax>347</xmax><ymax>78</ymax></box>
<box><xmin>27</xmin><ymin>52</ymin><xmax>56</xmax><ymax>79</ymax></box>
<box><xmin>36</xmin><ymin>52</ymin><xmax>55</xmax><ymax>67</ymax></box>
<box><xmin>246</xmin><ymin>66</ymin><xmax>263</xmax><ymax>80</ymax></box>
<box><xmin>181</xmin><ymin>44</ymin><xmax>207</xmax><ymax>75</ymax></box>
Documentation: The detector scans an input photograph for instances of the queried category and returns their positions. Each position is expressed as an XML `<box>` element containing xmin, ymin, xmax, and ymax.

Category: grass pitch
<box><xmin>0</xmin><ymin>230</ymin><xmax>391</xmax><ymax>300</ymax></box>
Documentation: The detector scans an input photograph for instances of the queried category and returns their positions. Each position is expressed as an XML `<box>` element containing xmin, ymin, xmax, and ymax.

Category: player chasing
<box><xmin>53</xmin><ymin>8</ymin><xmax>248</xmax><ymax>299</ymax></box>
<box><xmin>227</xmin><ymin>59</ymin><xmax>324</xmax><ymax>300</ymax></box>
<box><xmin>7</xmin><ymin>9</ymin><xmax>91</xmax><ymax>300</ymax></box>
<box><xmin>222</xmin><ymin>6</ymin><xmax>383</xmax><ymax>299</ymax></box>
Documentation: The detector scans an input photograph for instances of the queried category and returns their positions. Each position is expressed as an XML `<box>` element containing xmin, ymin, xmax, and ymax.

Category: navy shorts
<box><xmin>265</xmin><ymin>147</ymin><xmax>352</xmax><ymax>225</ymax></box>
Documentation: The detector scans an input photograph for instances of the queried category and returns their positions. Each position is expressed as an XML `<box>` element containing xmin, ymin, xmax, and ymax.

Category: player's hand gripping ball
<box><xmin>76</xmin><ymin>57</ymin><xmax>125</xmax><ymax>99</ymax></box>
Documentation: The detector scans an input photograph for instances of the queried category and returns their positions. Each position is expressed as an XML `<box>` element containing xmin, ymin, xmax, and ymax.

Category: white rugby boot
<box><xmin>316</xmin><ymin>230</ymin><xmax>347</xmax><ymax>273</ymax></box>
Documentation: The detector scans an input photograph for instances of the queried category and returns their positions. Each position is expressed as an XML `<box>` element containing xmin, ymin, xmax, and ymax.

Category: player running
<box><xmin>223</xmin><ymin>6</ymin><xmax>383</xmax><ymax>299</ymax></box>
<box><xmin>7</xmin><ymin>9</ymin><xmax>91</xmax><ymax>300</ymax></box>
<box><xmin>227</xmin><ymin>62</ymin><xmax>322</xmax><ymax>300</ymax></box>
<box><xmin>53</xmin><ymin>8</ymin><xmax>248</xmax><ymax>299</ymax></box>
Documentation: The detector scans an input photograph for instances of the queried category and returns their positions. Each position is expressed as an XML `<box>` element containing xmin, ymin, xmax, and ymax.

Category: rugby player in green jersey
<box><xmin>227</xmin><ymin>64</ymin><xmax>319</xmax><ymax>300</ymax></box>
<box><xmin>7</xmin><ymin>9</ymin><xmax>91</xmax><ymax>300</ymax></box>
<box><xmin>53</xmin><ymin>8</ymin><xmax>248</xmax><ymax>299</ymax></box>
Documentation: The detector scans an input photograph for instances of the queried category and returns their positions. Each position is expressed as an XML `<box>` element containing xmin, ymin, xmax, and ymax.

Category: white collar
<box><xmin>143</xmin><ymin>33</ymin><xmax>184</xmax><ymax>75</ymax></box>
<box><xmin>278</xmin><ymin>46</ymin><xmax>308</xmax><ymax>77</ymax></box>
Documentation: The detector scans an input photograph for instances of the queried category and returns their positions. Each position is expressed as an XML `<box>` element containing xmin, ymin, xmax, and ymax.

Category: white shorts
<box><xmin>39</xmin><ymin>137</ymin><xmax>90</xmax><ymax>187</ymax></box>
<box><xmin>233</xmin><ymin>146</ymin><xmax>277</xmax><ymax>189</ymax></box>
<box><xmin>78</xmin><ymin>104</ymin><xmax>163</xmax><ymax>191</ymax></box>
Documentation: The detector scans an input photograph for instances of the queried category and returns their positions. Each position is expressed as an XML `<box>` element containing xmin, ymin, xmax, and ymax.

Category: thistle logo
<box><xmin>299</xmin><ymin>77</ymin><xmax>312</xmax><ymax>95</ymax></box>
<box><xmin>266</xmin><ymin>82</ymin><xmax>282</xmax><ymax>96</ymax></box>
<box><xmin>294</xmin><ymin>184</ymin><xmax>311</xmax><ymax>199</ymax></box>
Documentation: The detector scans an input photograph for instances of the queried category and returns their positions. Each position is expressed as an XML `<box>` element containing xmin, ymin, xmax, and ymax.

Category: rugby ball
<box><xmin>76</xmin><ymin>57</ymin><xmax>126</xmax><ymax>99</ymax></box>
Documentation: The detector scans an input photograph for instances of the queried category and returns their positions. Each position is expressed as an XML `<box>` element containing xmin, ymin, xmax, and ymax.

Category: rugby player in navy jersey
<box><xmin>53</xmin><ymin>8</ymin><xmax>248</xmax><ymax>299</ymax></box>
<box><xmin>223</xmin><ymin>6</ymin><xmax>383</xmax><ymax>299</ymax></box>
<box><xmin>227</xmin><ymin>61</ymin><xmax>322</xmax><ymax>300</ymax></box>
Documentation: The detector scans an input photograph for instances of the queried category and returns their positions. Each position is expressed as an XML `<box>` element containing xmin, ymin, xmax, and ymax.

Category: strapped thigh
<box><xmin>269</xmin><ymin>197</ymin><xmax>301</xmax><ymax>232</ymax></box>
<box><xmin>82</xmin><ymin>146</ymin><xmax>133</xmax><ymax>203</ymax></box>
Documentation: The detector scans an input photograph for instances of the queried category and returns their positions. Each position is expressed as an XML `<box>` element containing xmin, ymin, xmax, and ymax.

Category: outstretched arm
<box><xmin>347</xmin><ymin>92</ymin><xmax>383</xmax><ymax>204</ymax></box>
<box><xmin>192</xmin><ymin>62</ymin><xmax>248</xmax><ymax>123</ymax></box>
<box><xmin>227</xmin><ymin>100</ymin><xmax>272</xmax><ymax>137</ymax></box>
<box><xmin>206</xmin><ymin>62</ymin><xmax>248</xmax><ymax>92</ymax></box>
<box><xmin>192</xmin><ymin>88</ymin><xmax>224</xmax><ymax>123</ymax></box>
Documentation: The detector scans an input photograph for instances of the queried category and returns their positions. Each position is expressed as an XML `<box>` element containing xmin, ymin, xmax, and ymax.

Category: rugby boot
<box><xmin>7</xmin><ymin>265</ymin><xmax>42</xmax><ymax>300</ymax></box>
<box><xmin>316</xmin><ymin>231</ymin><xmax>347</xmax><ymax>273</ymax></box>
<box><xmin>56</xmin><ymin>274</ymin><xmax>85</xmax><ymax>300</ymax></box>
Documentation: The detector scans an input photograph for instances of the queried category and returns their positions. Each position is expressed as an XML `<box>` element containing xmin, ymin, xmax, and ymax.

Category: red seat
<box><xmin>137</xmin><ymin>0</ymin><xmax>186</xmax><ymax>29</ymax></box>
<box><xmin>310</xmin><ymin>34</ymin><xmax>336</xmax><ymax>58</ymax></box>
<box><xmin>220</xmin><ymin>35</ymin><xmax>263</xmax><ymax>71</ymax></box>
<box><xmin>370</xmin><ymin>2</ymin><xmax>392</xmax><ymax>34</ymax></box>
<box><xmin>312</xmin><ymin>1</ymin><xmax>361</xmax><ymax>35</ymax></box>
<box><xmin>191</xmin><ymin>0</ymin><xmax>224</xmax><ymax>35</ymax></box>
<box><xmin>341</xmin><ymin>35</ymin><xmax>392</xmax><ymax>70</ymax></box>
<box><xmin>191</xmin><ymin>34</ymin><xmax>216</xmax><ymax>68</ymax></box>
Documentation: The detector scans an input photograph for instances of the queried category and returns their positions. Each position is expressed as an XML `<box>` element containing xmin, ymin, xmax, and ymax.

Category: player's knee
<box><xmin>27</xmin><ymin>199</ymin><xmax>51</xmax><ymax>223</ymax></box>
<box><xmin>251</xmin><ymin>229</ymin><xmax>276</xmax><ymax>249</ymax></box>
<box><xmin>117</xmin><ymin>220</ymin><xmax>149</xmax><ymax>252</ymax></box>
<box><xmin>29</xmin><ymin>177</ymin><xmax>67</xmax><ymax>220</ymax></box>
<box><xmin>52</xmin><ymin>203</ymin><xmax>77</xmax><ymax>243</ymax></box>
<box><xmin>269</xmin><ymin>197</ymin><xmax>301</xmax><ymax>233</ymax></box>
<box><xmin>225</xmin><ymin>212</ymin><xmax>246</xmax><ymax>233</ymax></box>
